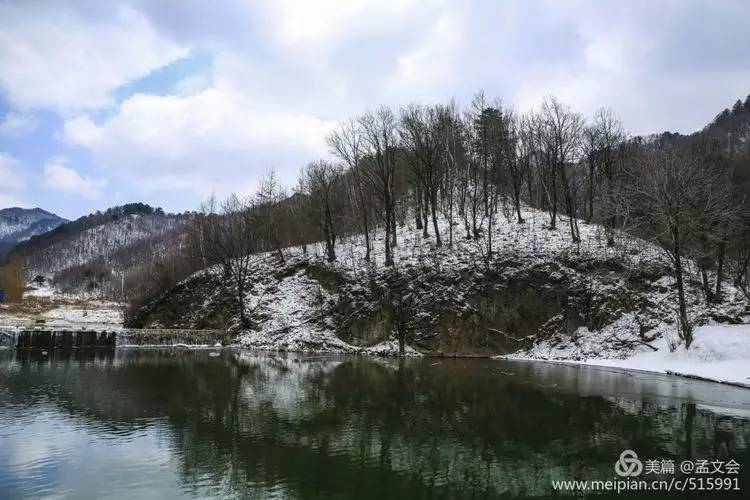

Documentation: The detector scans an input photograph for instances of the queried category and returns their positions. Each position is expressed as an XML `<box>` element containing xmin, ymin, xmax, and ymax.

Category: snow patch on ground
<box><xmin>0</xmin><ymin>299</ymin><xmax>124</xmax><ymax>330</ymax></box>
<box><xmin>235</xmin><ymin>269</ymin><xmax>423</xmax><ymax>354</ymax></box>
<box><xmin>239</xmin><ymin>328</ymin><xmax>357</xmax><ymax>353</ymax></box>
<box><xmin>23</xmin><ymin>283</ymin><xmax>55</xmax><ymax>298</ymax></box>
<box><xmin>237</xmin><ymin>268</ymin><xmax>357</xmax><ymax>352</ymax></box>
<box><xmin>362</xmin><ymin>339</ymin><xmax>423</xmax><ymax>357</ymax></box>
<box><xmin>42</xmin><ymin>304</ymin><xmax>123</xmax><ymax>328</ymax></box>
<box><xmin>505</xmin><ymin>324</ymin><xmax>750</xmax><ymax>387</ymax></box>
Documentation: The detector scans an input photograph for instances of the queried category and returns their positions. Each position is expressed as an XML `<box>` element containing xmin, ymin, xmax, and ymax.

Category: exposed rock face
<box><xmin>129</xmin><ymin>249</ymin><xmax>748</xmax><ymax>356</ymax></box>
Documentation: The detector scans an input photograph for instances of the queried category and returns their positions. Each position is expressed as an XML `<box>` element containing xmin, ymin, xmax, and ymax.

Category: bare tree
<box><xmin>465</xmin><ymin>92</ymin><xmax>491</xmax><ymax>238</ymax></box>
<box><xmin>298</xmin><ymin>160</ymin><xmax>344</xmax><ymax>262</ymax></box>
<box><xmin>437</xmin><ymin>101</ymin><xmax>466</xmax><ymax>247</ymax></box>
<box><xmin>255</xmin><ymin>170</ymin><xmax>287</xmax><ymax>263</ymax></box>
<box><xmin>400</xmin><ymin>103</ymin><xmax>443</xmax><ymax>246</ymax></box>
<box><xmin>198</xmin><ymin>194</ymin><xmax>258</xmax><ymax>328</ymax></box>
<box><xmin>617</xmin><ymin>147</ymin><xmax>734</xmax><ymax>347</ymax></box>
<box><xmin>530</xmin><ymin>110</ymin><xmax>559</xmax><ymax>229</ymax></box>
<box><xmin>502</xmin><ymin>109</ymin><xmax>525</xmax><ymax>224</ymax></box>
<box><xmin>540</xmin><ymin>97</ymin><xmax>585</xmax><ymax>242</ymax></box>
<box><xmin>328</xmin><ymin>119</ymin><xmax>372</xmax><ymax>261</ymax></box>
<box><xmin>360</xmin><ymin>107</ymin><xmax>399</xmax><ymax>266</ymax></box>
<box><xmin>586</xmin><ymin>108</ymin><xmax>626</xmax><ymax>243</ymax></box>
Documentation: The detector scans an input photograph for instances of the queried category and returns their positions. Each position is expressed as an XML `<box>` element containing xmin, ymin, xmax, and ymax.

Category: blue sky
<box><xmin>1</xmin><ymin>0</ymin><xmax>749</xmax><ymax>220</ymax></box>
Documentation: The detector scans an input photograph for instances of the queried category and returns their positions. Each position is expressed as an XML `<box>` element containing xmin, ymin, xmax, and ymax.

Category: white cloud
<box><xmin>43</xmin><ymin>159</ymin><xmax>106</xmax><ymax>200</ymax></box>
<box><xmin>0</xmin><ymin>112</ymin><xmax>39</xmax><ymax>137</ymax></box>
<box><xmin>386</xmin><ymin>13</ymin><xmax>465</xmax><ymax>101</ymax></box>
<box><xmin>63</xmin><ymin>68</ymin><xmax>334</xmax><ymax>199</ymax></box>
<box><xmin>0</xmin><ymin>153</ymin><xmax>25</xmax><ymax>190</ymax></box>
<box><xmin>0</xmin><ymin>152</ymin><xmax>26</xmax><ymax>207</ymax></box>
<box><xmin>0</xmin><ymin>2</ymin><xmax>187</xmax><ymax>111</ymax></box>
<box><xmin>173</xmin><ymin>73</ymin><xmax>213</xmax><ymax>97</ymax></box>
<box><xmin>2</xmin><ymin>0</ymin><xmax>750</xmax><ymax>215</ymax></box>
<box><xmin>257</xmin><ymin>0</ymin><xmax>429</xmax><ymax>51</ymax></box>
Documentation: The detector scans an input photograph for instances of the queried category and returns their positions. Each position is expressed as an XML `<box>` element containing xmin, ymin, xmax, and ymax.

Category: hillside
<box><xmin>0</xmin><ymin>207</ymin><xmax>66</xmax><ymax>258</ymax></box>
<box><xmin>652</xmin><ymin>94</ymin><xmax>750</xmax><ymax>154</ymax></box>
<box><xmin>130</xmin><ymin>205</ymin><xmax>750</xmax><ymax>359</ymax></box>
<box><xmin>702</xmin><ymin>94</ymin><xmax>750</xmax><ymax>154</ymax></box>
<box><xmin>11</xmin><ymin>203</ymin><xmax>191</xmax><ymax>297</ymax></box>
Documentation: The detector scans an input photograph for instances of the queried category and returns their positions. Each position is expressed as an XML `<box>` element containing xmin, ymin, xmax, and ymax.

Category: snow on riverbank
<box><xmin>43</xmin><ymin>304</ymin><xmax>123</xmax><ymax>328</ymax></box>
<box><xmin>504</xmin><ymin>324</ymin><xmax>750</xmax><ymax>387</ymax></box>
<box><xmin>361</xmin><ymin>339</ymin><xmax>423</xmax><ymax>357</ymax></box>
<box><xmin>0</xmin><ymin>296</ymin><xmax>124</xmax><ymax>330</ymax></box>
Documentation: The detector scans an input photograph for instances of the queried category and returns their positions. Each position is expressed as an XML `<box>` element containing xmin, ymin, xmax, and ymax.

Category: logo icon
<box><xmin>615</xmin><ymin>450</ymin><xmax>643</xmax><ymax>477</ymax></box>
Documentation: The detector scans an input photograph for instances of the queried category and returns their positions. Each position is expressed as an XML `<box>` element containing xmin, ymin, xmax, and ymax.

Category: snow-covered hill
<box><xmin>131</xmin><ymin>204</ymin><xmax>750</xmax><ymax>369</ymax></box>
<box><xmin>23</xmin><ymin>213</ymin><xmax>186</xmax><ymax>277</ymax></box>
<box><xmin>12</xmin><ymin>204</ymin><xmax>190</xmax><ymax>296</ymax></box>
<box><xmin>0</xmin><ymin>207</ymin><xmax>66</xmax><ymax>257</ymax></box>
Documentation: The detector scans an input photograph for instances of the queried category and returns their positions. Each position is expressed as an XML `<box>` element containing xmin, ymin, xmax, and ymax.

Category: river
<box><xmin>1</xmin><ymin>349</ymin><xmax>749</xmax><ymax>498</ymax></box>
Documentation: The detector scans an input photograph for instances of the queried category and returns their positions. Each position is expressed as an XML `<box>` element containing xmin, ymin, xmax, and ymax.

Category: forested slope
<box><xmin>11</xmin><ymin>203</ymin><xmax>191</xmax><ymax>297</ymax></box>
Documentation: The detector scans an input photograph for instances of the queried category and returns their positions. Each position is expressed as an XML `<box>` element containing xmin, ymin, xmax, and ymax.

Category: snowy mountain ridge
<box><xmin>22</xmin><ymin>213</ymin><xmax>185</xmax><ymax>277</ymax></box>
<box><xmin>0</xmin><ymin>207</ymin><xmax>67</xmax><ymax>257</ymax></box>
<box><xmin>12</xmin><ymin>203</ymin><xmax>191</xmax><ymax>296</ymax></box>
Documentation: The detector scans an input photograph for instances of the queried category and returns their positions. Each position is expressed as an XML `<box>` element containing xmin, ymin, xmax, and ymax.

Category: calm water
<box><xmin>1</xmin><ymin>349</ymin><xmax>749</xmax><ymax>499</ymax></box>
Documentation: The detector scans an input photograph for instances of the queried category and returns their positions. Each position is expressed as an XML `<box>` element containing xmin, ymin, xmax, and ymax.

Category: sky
<box><xmin>1</xmin><ymin>0</ymin><xmax>749</xmax><ymax>220</ymax></box>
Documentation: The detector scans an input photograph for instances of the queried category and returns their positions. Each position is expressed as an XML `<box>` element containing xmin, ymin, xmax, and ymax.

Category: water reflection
<box><xmin>1</xmin><ymin>350</ymin><xmax>749</xmax><ymax>498</ymax></box>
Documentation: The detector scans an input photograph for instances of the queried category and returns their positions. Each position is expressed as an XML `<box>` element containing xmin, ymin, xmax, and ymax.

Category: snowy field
<box><xmin>0</xmin><ymin>282</ymin><xmax>124</xmax><ymax>330</ymax></box>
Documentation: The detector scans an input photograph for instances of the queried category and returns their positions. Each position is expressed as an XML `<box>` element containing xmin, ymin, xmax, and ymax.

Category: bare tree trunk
<box><xmin>324</xmin><ymin>204</ymin><xmax>336</xmax><ymax>262</ymax></box>
<box><xmin>471</xmin><ymin>184</ymin><xmax>480</xmax><ymax>237</ymax></box>
<box><xmin>363</xmin><ymin>210</ymin><xmax>371</xmax><ymax>261</ymax></box>
<box><xmin>699</xmin><ymin>264</ymin><xmax>713</xmax><ymax>303</ymax></box>
<box><xmin>384</xmin><ymin>201</ymin><xmax>393</xmax><ymax>266</ymax></box>
<box><xmin>715</xmin><ymin>240</ymin><xmax>726</xmax><ymax>301</ymax></box>
<box><xmin>448</xmin><ymin>196</ymin><xmax>454</xmax><ymax>247</ymax></box>
<box><xmin>673</xmin><ymin>236</ymin><xmax>692</xmax><ymax>347</ymax></box>
<box><xmin>422</xmin><ymin>188</ymin><xmax>430</xmax><ymax>238</ymax></box>
<box><xmin>430</xmin><ymin>188</ymin><xmax>442</xmax><ymax>247</ymax></box>
<box><xmin>237</xmin><ymin>279</ymin><xmax>248</xmax><ymax>328</ymax></box>
<box><xmin>526</xmin><ymin>170</ymin><xmax>534</xmax><ymax>206</ymax></box>
<box><xmin>587</xmin><ymin>161</ymin><xmax>595</xmax><ymax>223</ymax></box>
<box><xmin>513</xmin><ymin>186</ymin><xmax>524</xmax><ymax>223</ymax></box>
<box><xmin>550</xmin><ymin>168</ymin><xmax>558</xmax><ymax>230</ymax></box>
<box><xmin>559</xmin><ymin>166</ymin><xmax>579</xmax><ymax>243</ymax></box>
<box><xmin>391</xmin><ymin>204</ymin><xmax>397</xmax><ymax>248</ymax></box>
<box><xmin>415</xmin><ymin>183</ymin><xmax>423</xmax><ymax>230</ymax></box>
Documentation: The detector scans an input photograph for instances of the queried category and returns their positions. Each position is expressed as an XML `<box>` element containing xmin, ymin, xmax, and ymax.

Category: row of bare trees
<box><xmin>179</xmin><ymin>92</ymin><xmax>750</xmax><ymax>344</ymax></box>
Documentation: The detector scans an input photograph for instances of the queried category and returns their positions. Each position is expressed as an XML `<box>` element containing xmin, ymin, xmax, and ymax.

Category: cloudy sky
<box><xmin>1</xmin><ymin>0</ymin><xmax>749</xmax><ymax>219</ymax></box>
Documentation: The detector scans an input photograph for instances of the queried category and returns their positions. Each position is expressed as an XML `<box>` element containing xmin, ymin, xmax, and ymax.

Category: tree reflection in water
<box><xmin>1</xmin><ymin>349</ymin><xmax>749</xmax><ymax>498</ymax></box>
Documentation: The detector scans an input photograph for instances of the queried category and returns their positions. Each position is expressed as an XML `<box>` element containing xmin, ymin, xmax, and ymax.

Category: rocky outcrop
<box><xmin>127</xmin><ymin>209</ymin><xmax>750</xmax><ymax>356</ymax></box>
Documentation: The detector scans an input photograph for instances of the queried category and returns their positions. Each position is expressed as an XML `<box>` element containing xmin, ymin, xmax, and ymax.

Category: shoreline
<box><xmin>5</xmin><ymin>339</ymin><xmax>750</xmax><ymax>390</ymax></box>
<box><xmin>498</xmin><ymin>354</ymin><xmax>750</xmax><ymax>390</ymax></box>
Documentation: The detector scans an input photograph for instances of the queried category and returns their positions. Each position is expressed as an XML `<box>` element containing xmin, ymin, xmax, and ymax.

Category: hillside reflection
<box><xmin>1</xmin><ymin>349</ymin><xmax>749</xmax><ymax>498</ymax></box>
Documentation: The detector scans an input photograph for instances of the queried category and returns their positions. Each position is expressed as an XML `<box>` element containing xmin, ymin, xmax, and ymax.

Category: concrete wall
<box><xmin>10</xmin><ymin>329</ymin><xmax>232</xmax><ymax>349</ymax></box>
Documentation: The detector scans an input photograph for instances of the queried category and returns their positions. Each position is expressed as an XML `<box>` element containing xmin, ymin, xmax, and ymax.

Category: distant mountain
<box><xmin>11</xmin><ymin>203</ymin><xmax>191</xmax><ymax>296</ymax></box>
<box><xmin>650</xmin><ymin>94</ymin><xmax>750</xmax><ymax>151</ymax></box>
<box><xmin>0</xmin><ymin>207</ymin><xmax>67</xmax><ymax>258</ymax></box>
